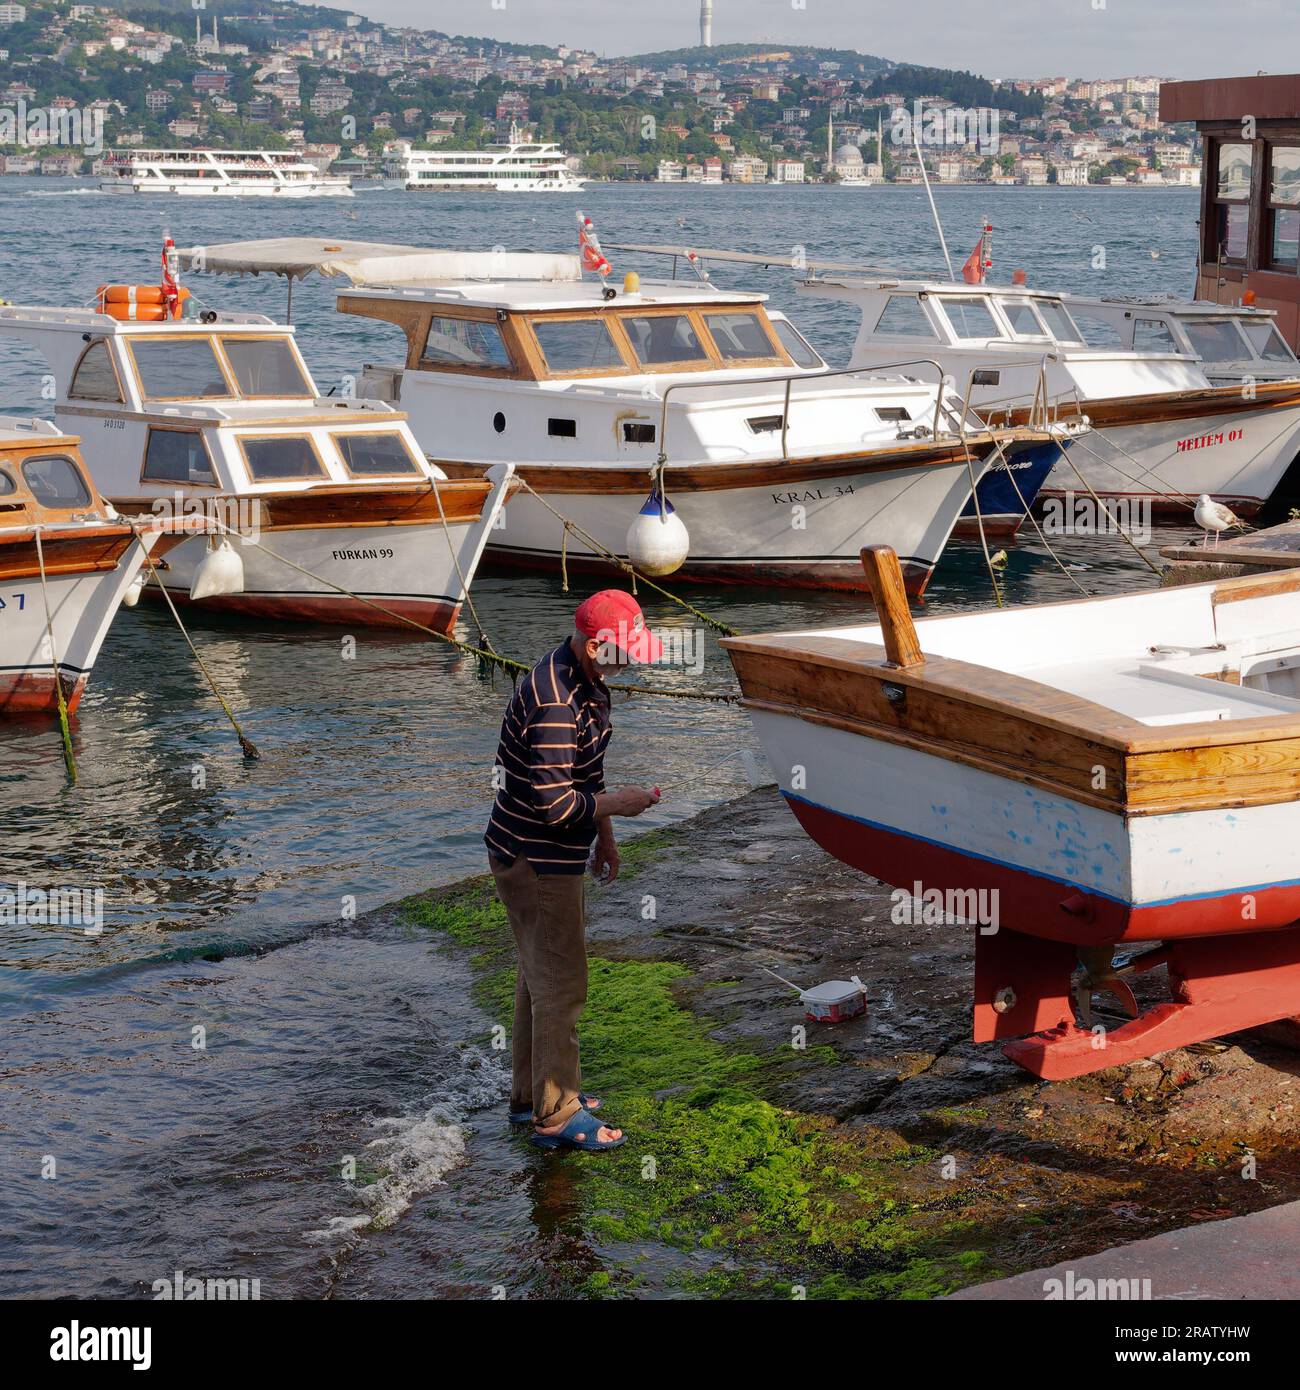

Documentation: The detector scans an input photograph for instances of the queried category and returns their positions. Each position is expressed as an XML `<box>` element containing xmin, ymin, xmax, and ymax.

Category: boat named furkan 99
<box><xmin>0</xmin><ymin>242</ymin><xmax>511</xmax><ymax>631</ymax></box>
<box><xmin>725</xmin><ymin>546</ymin><xmax>1300</xmax><ymax>1080</ymax></box>
<box><xmin>175</xmin><ymin>231</ymin><xmax>1076</xmax><ymax>596</ymax></box>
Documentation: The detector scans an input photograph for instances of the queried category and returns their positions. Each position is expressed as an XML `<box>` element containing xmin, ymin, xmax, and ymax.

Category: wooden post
<box><xmin>860</xmin><ymin>545</ymin><xmax>924</xmax><ymax>669</ymax></box>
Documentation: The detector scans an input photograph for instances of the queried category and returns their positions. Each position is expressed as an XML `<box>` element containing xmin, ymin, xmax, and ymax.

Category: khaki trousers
<box><xmin>489</xmin><ymin>852</ymin><xmax>588</xmax><ymax>1127</ymax></box>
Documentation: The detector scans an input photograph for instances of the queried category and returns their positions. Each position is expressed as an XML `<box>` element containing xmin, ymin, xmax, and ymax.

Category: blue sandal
<box><xmin>530</xmin><ymin>1107</ymin><xmax>625</xmax><ymax>1153</ymax></box>
<box><xmin>510</xmin><ymin>1092</ymin><xmax>600</xmax><ymax>1126</ymax></box>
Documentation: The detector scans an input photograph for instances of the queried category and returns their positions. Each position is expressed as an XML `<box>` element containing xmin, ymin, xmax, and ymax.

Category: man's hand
<box><xmin>590</xmin><ymin>823</ymin><xmax>621</xmax><ymax>884</ymax></box>
<box><xmin>595</xmin><ymin>786</ymin><xmax>661</xmax><ymax>819</ymax></box>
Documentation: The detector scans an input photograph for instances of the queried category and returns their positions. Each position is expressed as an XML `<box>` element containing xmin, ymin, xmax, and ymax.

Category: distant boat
<box><xmin>100</xmin><ymin>149</ymin><xmax>354</xmax><ymax>198</ymax></box>
<box><xmin>384</xmin><ymin>140</ymin><xmax>584</xmax><ymax>193</ymax></box>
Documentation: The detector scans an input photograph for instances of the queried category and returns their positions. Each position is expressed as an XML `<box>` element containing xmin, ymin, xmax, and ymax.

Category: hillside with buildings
<box><xmin>0</xmin><ymin>2</ymin><xmax>1200</xmax><ymax>186</ymax></box>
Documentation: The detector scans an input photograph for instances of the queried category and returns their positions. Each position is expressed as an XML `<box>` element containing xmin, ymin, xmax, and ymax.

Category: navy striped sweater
<box><xmin>485</xmin><ymin>640</ymin><xmax>611</xmax><ymax>874</ymax></box>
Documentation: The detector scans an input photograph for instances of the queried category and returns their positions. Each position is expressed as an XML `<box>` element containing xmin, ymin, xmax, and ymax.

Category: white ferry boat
<box><xmin>384</xmin><ymin>140</ymin><xmax>583</xmax><ymax>193</ymax></box>
<box><xmin>100</xmin><ymin>150</ymin><xmax>354</xmax><ymax>198</ymax></box>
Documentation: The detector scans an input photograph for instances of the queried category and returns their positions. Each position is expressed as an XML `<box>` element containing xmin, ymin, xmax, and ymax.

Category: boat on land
<box><xmin>100</xmin><ymin>149</ymin><xmax>354</xmax><ymax>198</ymax></box>
<box><xmin>172</xmin><ymin>238</ymin><xmax>1073</xmax><ymax>596</ymax></box>
<box><xmin>0</xmin><ymin>417</ymin><xmax>200</xmax><ymax>714</ymax></box>
<box><xmin>0</xmin><ymin>284</ymin><xmax>511</xmax><ymax>632</ymax></box>
<box><xmin>724</xmin><ymin>545</ymin><xmax>1300</xmax><ymax>1079</ymax></box>
<box><xmin>383</xmin><ymin>138</ymin><xmax>584</xmax><ymax>193</ymax></box>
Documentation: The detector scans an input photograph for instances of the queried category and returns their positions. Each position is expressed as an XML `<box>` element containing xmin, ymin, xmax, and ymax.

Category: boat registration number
<box><xmin>770</xmin><ymin>485</ymin><xmax>856</xmax><ymax>504</ymax></box>
<box><xmin>0</xmin><ymin>592</ymin><xmax>27</xmax><ymax>612</ymax></box>
<box><xmin>330</xmin><ymin>548</ymin><xmax>395</xmax><ymax>561</ymax></box>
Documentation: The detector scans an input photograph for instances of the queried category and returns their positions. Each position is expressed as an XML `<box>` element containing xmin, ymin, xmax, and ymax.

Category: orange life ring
<box><xmin>95</xmin><ymin>285</ymin><xmax>191</xmax><ymax>320</ymax></box>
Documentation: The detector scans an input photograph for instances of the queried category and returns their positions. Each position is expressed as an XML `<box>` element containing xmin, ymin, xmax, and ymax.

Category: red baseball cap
<box><xmin>575</xmin><ymin>590</ymin><xmax>663</xmax><ymax>663</ymax></box>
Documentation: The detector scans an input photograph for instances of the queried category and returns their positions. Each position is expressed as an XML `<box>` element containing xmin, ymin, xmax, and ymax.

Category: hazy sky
<box><xmin>354</xmin><ymin>0</ymin><xmax>1294</xmax><ymax>81</ymax></box>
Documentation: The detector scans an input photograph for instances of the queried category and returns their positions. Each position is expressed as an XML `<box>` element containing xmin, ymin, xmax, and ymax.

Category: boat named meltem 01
<box><xmin>724</xmin><ymin>547</ymin><xmax>1300</xmax><ymax>1079</ymax></box>
<box><xmin>0</xmin><ymin>418</ymin><xmax>198</xmax><ymax>715</ymax></box>
<box><xmin>0</xmin><ymin>292</ymin><xmax>512</xmax><ymax>633</ymax></box>
<box><xmin>383</xmin><ymin>140</ymin><xmax>584</xmax><ymax>192</ymax></box>
<box><xmin>100</xmin><ymin>149</ymin><xmax>354</xmax><ymax>198</ymax></box>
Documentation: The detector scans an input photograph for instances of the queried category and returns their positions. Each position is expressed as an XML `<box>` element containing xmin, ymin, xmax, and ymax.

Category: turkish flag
<box><xmin>961</xmin><ymin>239</ymin><xmax>985</xmax><ymax>284</ymax></box>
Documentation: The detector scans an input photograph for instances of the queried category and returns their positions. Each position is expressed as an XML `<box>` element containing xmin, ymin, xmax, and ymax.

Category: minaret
<box><xmin>827</xmin><ymin>110</ymin><xmax>834</xmax><ymax>172</ymax></box>
<box><xmin>700</xmin><ymin>0</ymin><xmax>712</xmax><ymax>47</ymax></box>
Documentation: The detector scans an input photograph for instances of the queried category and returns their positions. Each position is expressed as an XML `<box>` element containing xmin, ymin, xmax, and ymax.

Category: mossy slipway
<box><xmin>401</xmin><ymin>790</ymin><xmax>1300</xmax><ymax>1300</ymax></box>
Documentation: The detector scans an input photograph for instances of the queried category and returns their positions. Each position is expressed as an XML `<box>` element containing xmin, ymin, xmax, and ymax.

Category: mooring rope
<box><xmin>32</xmin><ymin>526</ymin><xmax>77</xmax><ymax>785</ymax></box>
<box><xmin>129</xmin><ymin>526</ymin><xmax>261</xmax><ymax>760</ymax></box>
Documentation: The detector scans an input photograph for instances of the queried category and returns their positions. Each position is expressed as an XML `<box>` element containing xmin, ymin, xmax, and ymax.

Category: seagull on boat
<box><xmin>1195</xmin><ymin>493</ymin><xmax>1245</xmax><ymax>549</ymax></box>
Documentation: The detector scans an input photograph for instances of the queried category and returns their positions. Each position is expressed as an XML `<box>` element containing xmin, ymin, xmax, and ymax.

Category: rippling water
<box><xmin>0</xmin><ymin>178</ymin><xmax>1204</xmax><ymax>1296</ymax></box>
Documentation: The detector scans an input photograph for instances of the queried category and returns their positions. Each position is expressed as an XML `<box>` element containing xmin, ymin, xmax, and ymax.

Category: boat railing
<box><xmin>954</xmin><ymin>354</ymin><xmax>1059</xmax><ymax>434</ymax></box>
<box><xmin>654</xmin><ymin>357</ymin><xmax>952</xmax><ymax>473</ymax></box>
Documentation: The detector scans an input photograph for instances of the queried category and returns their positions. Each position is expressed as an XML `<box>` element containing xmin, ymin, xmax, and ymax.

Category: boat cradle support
<box><xmin>973</xmin><ymin>923</ymin><xmax>1300</xmax><ymax>1080</ymax></box>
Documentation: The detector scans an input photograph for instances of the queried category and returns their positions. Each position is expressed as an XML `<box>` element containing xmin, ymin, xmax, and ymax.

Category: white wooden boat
<box><xmin>0</xmin><ymin>299</ymin><xmax>511</xmax><ymax>632</ymax></box>
<box><xmin>724</xmin><ymin>548</ymin><xmax>1300</xmax><ymax>1078</ymax></box>
<box><xmin>799</xmin><ymin>276</ymin><xmax>1300</xmax><ymax>518</ymax></box>
<box><xmin>0</xmin><ymin>418</ymin><xmax>197</xmax><ymax>714</ymax></box>
<box><xmin>170</xmin><ymin>238</ymin><xmax>1071</xmax><ymax>597</ymax></box>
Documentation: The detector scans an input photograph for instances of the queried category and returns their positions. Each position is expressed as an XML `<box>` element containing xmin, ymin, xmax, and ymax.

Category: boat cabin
<box><xmin>1056</xmin><ymin>295</ymin><xmax>1300</xmax><ymax>384</ymax></box>
<box><xmin>0</xmin><ymin>418</ymin><xmax>110</xmax><ymax>531</ymax></box>
<box><xmin>797</xmin><ymin>276</ymin><xmax>1213</xmax><ymax>415</ymax></box>
<box><xmin>0</xmin><ymin>307</ymin><xmax>436</xmax><ymax>505</ymax></box>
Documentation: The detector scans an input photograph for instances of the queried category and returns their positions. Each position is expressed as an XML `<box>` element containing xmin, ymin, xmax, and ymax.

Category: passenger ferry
<box><xmin>384</xmin><ymin>140</ymin><xmax>584</xmax><ymax>193</ymax></box>
<box><xmin>100</xmin><ymin>150</ymin><xmax>354</xmax><ymax>198</ymax></box>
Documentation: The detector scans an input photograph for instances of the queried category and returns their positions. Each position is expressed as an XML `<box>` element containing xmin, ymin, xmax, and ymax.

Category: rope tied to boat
<box><xmin>32</xmin><ymin>525</ymin><xmax>78</xmax><ymax>785</ymax></box>
<box><xmin>128</xmin><ymin>524</ymin><xmax>261</xmax><ymax>761</ymax></box>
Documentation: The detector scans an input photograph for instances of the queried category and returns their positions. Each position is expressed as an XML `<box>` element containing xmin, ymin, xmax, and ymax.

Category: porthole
<box><xmin>493</xmin><ymin>411</ymin><xmax>506</xmax><ymax>433</ymax></box>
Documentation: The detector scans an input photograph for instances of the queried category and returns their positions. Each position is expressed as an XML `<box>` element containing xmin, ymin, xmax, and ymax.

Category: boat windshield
<box><xmin>771</xmin><ymin>318</ymin><xmax>825</xmax><ymax>369</ymax></box>
<box><xmin>222</xmin><ymin>337</ymin><xmax>313</xmax><ymax>398</ymax></box>
<box><xmin>622</xmin><ymin>313</ymin><xmax>708</xmax><ymax>366</ymax></box>
<box><xmin>1034</xmin><ymin>299</ymin><xmax>1086</xmax><ymax>345</ymax></box>
<box><xmin>129</xmin><ymin>337</ymin><xmax>232</xmax><ymax>400</ymax></box>
<box><xmin>21</xmin><ymin>454</ymin><xmax>92</xmax><ymax>509</ymax></box>
<box><xmin>702</xmin><ymin>311</ymin><xmax>780</xmax><ymax>362</ymax></box>
<box><xmin>333</xmin><ymin>431</ymin><xmax>423</xmax><ymax>477</ymax></box>
<box><xmin>1241</xmin><ymin>319</ymin><xmax>1298</xmax><ymax>363</ymax></box>
<box><xmin>531</xmin><ymin>318</ymin><xmax>625</xmax><ymax>373</ymax></box>
<box><xmin>1181</xmin><ymin>319</ymin><xmax>1251</xmax><ymax>363</ymax></box>
<box><xmin>999</xmin><ymin>298</ymin><xmax>1050</xmax><ymax>339</ymax></box>
<box><xmin>936</xmin><ymin>296</ymin><xmax>1003</xmax><ymax>341</ymax></box>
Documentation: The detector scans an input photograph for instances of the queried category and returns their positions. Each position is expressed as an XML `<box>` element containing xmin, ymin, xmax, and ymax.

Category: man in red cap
<box><xmin>486</xmin><ymin>590</ymin><xmax>662</xmax><ymax>1152</ymax></box>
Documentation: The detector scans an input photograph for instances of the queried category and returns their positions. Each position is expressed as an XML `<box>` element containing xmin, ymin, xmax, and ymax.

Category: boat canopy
<box><xmin>176</xmin><ymin>238</ymin><xmax>583</xmax><ymax>287</ymax></box>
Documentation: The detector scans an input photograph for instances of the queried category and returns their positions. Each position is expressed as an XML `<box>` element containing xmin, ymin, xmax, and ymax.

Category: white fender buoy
<box><xmin>189</xmin><ymin>537</ymin><xmax>245</xmax><ymax>601</ymax></box>
<box><xmin>121</xmin><ymin>570</ymin><xmax>146</xmax><ymax>608</ymax></box>
<box><xmin>625</xmin><ymin>491</ymin><xmax>690</xmax><ymax>577</ymax></box>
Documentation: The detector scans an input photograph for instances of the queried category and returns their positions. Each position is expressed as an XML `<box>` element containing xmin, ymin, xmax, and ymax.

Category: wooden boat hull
<box><xmin>114</xmin><ymin>472</ymin><xmax>510</xmax><ymax>633</ymax></box>
<box><xmin>440</xmin><ymin>438</ymin><xmax>1010</xmax><ymax>594</ymax></box>
<box><xmin>723</xmin><ymin>571</ymin><xmax>1300</xmax><ymax>1076</ymax></box>
<box><xmin>0</xmin><ymin>525</ymin><xmax>173</xmax><ymax>716</ymax></box>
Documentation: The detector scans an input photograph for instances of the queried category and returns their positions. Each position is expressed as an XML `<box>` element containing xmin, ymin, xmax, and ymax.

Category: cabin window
<box><xmin>129</xmin><ymin>337</ymin><xmax>232</xmax><ymax>400</ymax></box>
<box><xmin>1182</xmin><ymin>320</ymin><xmax>1250</xmax><ymax>363</ymax></box>
<box><xmin>874</xmin><ymin>407</ymin><xmax>912</xmax><ymax>422</ymax></box>
<box><xmin>1265</xmin><ymin>145</ymin><xmax>1300</xmax><ymax>271</ymax></box>
<box><xmin>746</xmin><ymin>414</ymin><xmax>784</xmax><ymax>433</ymax></box>
<box><xmin>1000</xmin><ymin>299</ymin><xmax>1048</xmax><ymax>338</ymax></box>
<box><xmin>936</xmin><ymin>297</ymin><xmax>1001</xmax><ymax>341</ymax></box>
<box><xmin>239</xmin><ymin>435</ymin><xmax>326</xmax><ymax>481</ymax></box>
<box><xmin>1241</xmin><ymin>319</ymin><xmax>1297</xmax><ymax>363</ymax></box>
<box><xmin>142</xmin><ymin>428</ymin><xmax>217</xmax><ymax>486</ymax></box>
<box><xmin>1210</xmin><ymin>141</ymin><xmax>1252</xmax><ymax>264</ymax></box>
<box><xmin>532</xmin><ymin>318</ymin><xmax>624</xmax><ymax>373</ymax></box>
<box><xmin>703</xmin><ymin>312</ymin><xmax>776</xmax><ymax>361</ymax></box>
<box><xmin>771</xmin><ymin>318</ymin><xmax>824</xmax><ymax>368</ymax></box>
<box><xmin>623</xmin><ymin>422</ymin><xmax>655</xmax><ymax>443</ymax></box>
<box><xmin>21</xmin><ymin>454</ymin><xmax>92</xmax><ymax>509</ymax></box>
<box><xmin>547</xmin><ymin>418</ymin><xmax>577</xmax><ymax>438</ymax></box>
<box><xmin>872</xmin><ymin>296</ymin><xmax>936</xmax><ymax>339</ymax></box>
<box><xmin>421</xmin><ymin>316</ymin><xmax>512</xmax><ymax>370</ymax></box>
<box><xmin>334</xmin><ymin>431</ymin><xmax>422</xmax><ymax>477</ymax></box>
<box><xmin>1070</xmin><ymin>312</ymin><xmax>1125</xmax><ymax>348</ymax></box>
<box><xmin>0</xmin><ymin>467</ymin><xmax>17</xmax><ymax>496</ymax></box>
<box><xmin>622</xmin><ymin>314</ymin><xmax>708</xmax><ymax>366</ymax></box>
<box><xmin>222</xmin><ymin>337</ymin><xmax>313</xmax><ymax>398</ymax></box>
<box><xmin>1133</xmin><ymin>318</ymin><xmax>1180</xmax><ymax>354</ymax></box>
<box><xmin>1036</xmin><ymin>300</ymin><xmax>1085</xmax><ymax>345</ymax></box>
<box><xmin>69</xmin><ymin>340</ymin><xmax>123</xmax><ymax>403</ymax></box>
